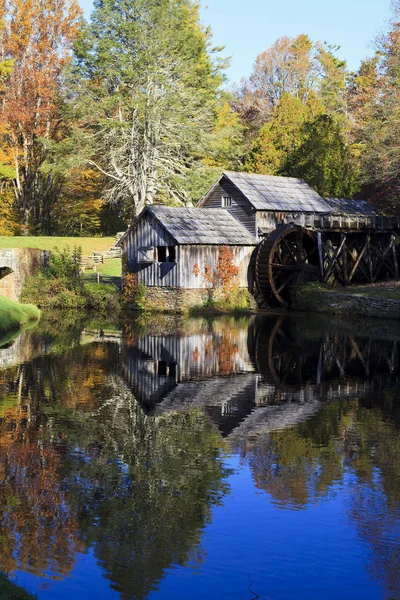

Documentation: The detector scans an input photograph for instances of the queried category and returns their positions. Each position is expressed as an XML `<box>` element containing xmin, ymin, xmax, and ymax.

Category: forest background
<box><xmin>0</xmin><ymin>0</ymin><xmax>399</xmax><ymax>236</ymax></box>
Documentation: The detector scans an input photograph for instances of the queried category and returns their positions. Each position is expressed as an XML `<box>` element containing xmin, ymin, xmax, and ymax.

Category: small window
<box><xmin>156</xmin><ymin>246</ymin><xmax>177</xmax><ymax>263</ymax></box>
<box><xmin>138</xmin><ymin>247</ymin><xmax>155</xmax><ymax>263</ymax></box>
<box><xmin>168</xmin><ymin>246</ymin><xmax>176</xmax><ymax>262</ymax></box>
<box><xmin>157</xmin><ymin>246</ymin><xmax>167</xmax><ymax>262</ymax></box>
<box><xmin>222</xmin><ymin>196</ymin><xmax>232</xmax><ymax>208</ymax></box>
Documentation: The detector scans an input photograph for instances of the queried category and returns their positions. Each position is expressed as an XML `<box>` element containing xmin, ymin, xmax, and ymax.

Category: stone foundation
<box><xmin>142</xmin><ymin>286</ymin><xmax>256</xmax><ymax>313</ymax></box>
<box><xmin>0</xmin><ymin>248</ymin><xmax>46</xmax><ymax>300</ymax></box>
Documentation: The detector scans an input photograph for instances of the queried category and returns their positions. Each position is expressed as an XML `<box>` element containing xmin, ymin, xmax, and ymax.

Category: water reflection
<box><xmin>0</xmin><ymin>313</ymin><xmax>399</xmax><ymax>599</ymax></box>
<box><xmin>122</xmin><ymin>314</ymin><xmax>400</xmax><ymax>440</ymax></box>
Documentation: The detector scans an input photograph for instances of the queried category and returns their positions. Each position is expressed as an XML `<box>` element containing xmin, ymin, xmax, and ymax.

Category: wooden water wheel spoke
<box><xmin>271</xmin><ymin>263</ymin><xmax>300</xmax><ymax>271</ymax></box>
<box><xmin>255</xmin><ymin>225</ymin><xmax>319</xmax><ymax>307</ymax></box>
<box><xmin>281</xmin><ymin>238</ymin><xmax>297</xmax><ymax>263</ymax></box>
<box><xmin>276</xmin><ymin>278</ymin><xmax>291</xmax><ymax>295</ymax></box>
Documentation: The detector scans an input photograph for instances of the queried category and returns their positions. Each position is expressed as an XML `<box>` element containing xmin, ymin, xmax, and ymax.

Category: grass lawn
<box><xmin>0</xmin><ymin>296</ymin><xmax>40</xmax><ymax>335</ymax></box>
<box><xmin>0</xmin><ymin>236</ymin><xmax>116</xmax><ymax>255</ymax></box>
<box><xmin>0</xmin><ymin>573</ymin><xmax>36</xmax><ymax>600</ymax></box>
<box><xmin>83</xmin><ymin>258</ymin><xmax>122</xmax><ymax>286</ymax></box>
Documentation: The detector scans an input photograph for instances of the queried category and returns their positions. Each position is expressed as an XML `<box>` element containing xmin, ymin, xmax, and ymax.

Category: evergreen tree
<box><xmin>71</xmin><ymin>0</ymin><xmax>225</xmax><ymax>218</ymax></box>
<box><xmin>286</xmin><ymin>114</ymin><xmax>359</xmax><ymax>198</ymax></box>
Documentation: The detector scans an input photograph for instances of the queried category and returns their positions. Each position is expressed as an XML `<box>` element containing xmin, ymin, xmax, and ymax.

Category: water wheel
<box><xmin>255</xmin><ymin>225</ymin><xmax>319</xmax><ymax>307</ymax></box>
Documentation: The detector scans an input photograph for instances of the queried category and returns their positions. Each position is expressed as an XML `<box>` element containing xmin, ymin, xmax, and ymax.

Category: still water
<box><xmin>0</xmin><ymin>312</ymin><xmax>399</xmax><ymax>600</ymax></box>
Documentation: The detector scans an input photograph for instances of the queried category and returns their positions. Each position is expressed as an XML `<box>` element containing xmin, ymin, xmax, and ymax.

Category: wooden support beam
<box><xmin>366</xmin><ymin>237</ymin><xmax>374</xmax><ymax>283</ymax></box>
<box><xmin>317</xmin><ymin>232</ymin><xmax>324</xmax><ymax>279</ymax></box>
<box><xmin>393</xmin><ymin>243</ymin><xmax>399</xmax><ymax>279</ymax></box>
<box><xmin>373</xmin><ymin>235</ymin><xmax>395</xmax><ymax>282</ymax></box>
<box><xmin>348</xmin><ymin>237</ymin><xmax>369</xmax><ymax>283</ymax></box>
<box><xmin>323</xmin><ymin>234</ymin><xmax>346</xmax><ymax>283</ymax></box>
<box><xmin>342</xmin><ymin>239</ymin><xmax>348</xmax><ymax>285</ymax></box>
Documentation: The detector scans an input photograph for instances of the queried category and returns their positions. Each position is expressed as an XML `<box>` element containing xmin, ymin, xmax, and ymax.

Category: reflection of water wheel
<box><xmin>254</xmin><ymin>317</ymin><xmax>321</xmax><ymax>389</ymax></box>
<box><xmin>255</xmin><ymin>225</ymin><xmax>319</xmax><ymax>307</ymax></box>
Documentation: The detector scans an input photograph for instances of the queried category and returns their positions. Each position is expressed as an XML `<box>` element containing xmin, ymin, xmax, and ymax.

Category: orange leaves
<box><xmin>215</xmin><ymin>246</ymin><xmax>239</xmax><ymax>293</ymax></box>
<box><xmin>2</xmin><ymin>0</ymin><xmax>82</xmax><ymax>135</ymax></box>
<box><xmin>201</xmin><ymin>246</ymin><xmax>239</xmax><ymax>293</ymax></box>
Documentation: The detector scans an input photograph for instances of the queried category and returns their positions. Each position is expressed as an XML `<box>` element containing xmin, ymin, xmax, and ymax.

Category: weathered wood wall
<box><xmin>123</xmin><ymin>211</ymin><xmax>181</xmax><ymax>287</ymax></box>
<box><xmin>200</xmin><ymin>178</ymin><xmax>257</xmax><ymax>237</ymax></box>
<box><xmin>179</xmin><ymin>245</ymin><xmax>255</xmax><ymax>289</ymax></box>
<box><xmin>122</xmin><ymin>211</ymin><xmax>255</xmax><ymax>289</ymax></box>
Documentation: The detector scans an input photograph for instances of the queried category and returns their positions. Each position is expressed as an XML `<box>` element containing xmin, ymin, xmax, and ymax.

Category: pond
<box><xmin>0</xmin><ymin>312</ymin><xmax>399</xmax><ymax>600</ymax></box>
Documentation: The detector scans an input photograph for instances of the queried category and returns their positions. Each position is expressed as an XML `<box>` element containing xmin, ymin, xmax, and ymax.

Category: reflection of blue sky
<box><xmin>149</xmin><ymin>458</ymin><xmax>384</xmax><ymax>600</ymax></box>
<box><xmin>78</xmin><ymin>0</ymin><xmax>392</xmax><ymax>84</ymax></box>
<box><xmin>13</xmin><ymin>549</ymin><xmax>119</xmax><ymax>600</ymax></box>
<box><xmin>11</xmin><ymin>455</ymin><xmax>388</xmax><ymax>600</ymax></box>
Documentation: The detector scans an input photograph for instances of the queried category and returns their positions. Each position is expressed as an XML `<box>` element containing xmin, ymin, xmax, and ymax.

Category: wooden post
<box><xmin>317</xmin><ymin>232</ymin><xmax>324</xmax><ymax>279</ymax></box>
<box><xmin>342</xmin><ymin>238</ymin><xmax>348</xmax><ymax>285</ymax></box>
<box><xmin>348</xmin><ymin>237</ymin><xmax>369</xmax><ymax>283</ymax></box>
<box><xmin>323</xmin><ymin>234</ymin><xmax>346</xmax><ymax>283</ymax></box>
<box><xmin>366</xmin><ymin>236</ymin><xmax>373</xmax><ymax>283</ymax></box>
<box><xmin>393</xmin><ymin>243</ymin><xmax>399</xmax><ymax>279</ymax></box>
<box><xmin>373</xmin><ymin>235</ymin><xmax>395</xmax><ymax>282</ymax></box>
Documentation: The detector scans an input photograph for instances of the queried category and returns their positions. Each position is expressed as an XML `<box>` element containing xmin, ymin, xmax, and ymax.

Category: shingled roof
<box><xmin>324</xmin><ymin>197</ymin><xmax>377</xmax><ymax>216</ymax></box>
<box><xmin>221</xmin><ymin>171</ymin><xmax>331</xmax><ymax>213</ymax></box>
<box><xmin>147</xmin><ymin>206</ymin><xmax>256</xmax><ymax>245</ymax></box>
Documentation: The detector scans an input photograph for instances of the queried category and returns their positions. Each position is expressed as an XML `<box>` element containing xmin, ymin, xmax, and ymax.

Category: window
<box><xmin>168</xmin><ymin>246</ymin><xmax>176</xmax><ymax>262</ymax></box>
<box><xmin>138</xmin><ymin>247</ymin><xmax>155</xmax><ymax>263</ymax></box>
<box><xmin>156</xmin><ymin>246</ymin><xmax>167</xmax><ymax>262</ymax></box>
<box><xmin>156</xmin><ymin>246</ymin><xmax>177</xmax><ymax>263</ymax></box>
<box><xmin>222</xmin><ymin>196</ymin><xmax>232</xmax><ymax>208</ymax></box>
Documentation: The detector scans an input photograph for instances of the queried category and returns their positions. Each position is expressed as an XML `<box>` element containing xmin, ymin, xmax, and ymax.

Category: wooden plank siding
<box><xmin>122</xmin><ymin>209</ymin><xmax>256</xmax><ymax>289</ymax></box>
<box><xmin>179</xmin><ymin>245</ymin><xmax>255</xmax><ymax>289</ymax></box>
<box><xmin>123</xmin><ymin>211</ymin><xmax>181</xmax><ymax>287</ymax></box>
<box><xmin>200</xmin><ymin>178</ymin><xmax>257</xmax><ymax>238</ymax></box>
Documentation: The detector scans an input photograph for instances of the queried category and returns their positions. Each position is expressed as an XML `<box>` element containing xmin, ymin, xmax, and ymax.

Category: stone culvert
<box><xmin>0</xmin><ymin>248</ymin><xmax>47</xmax><ymax>301</ymax></box>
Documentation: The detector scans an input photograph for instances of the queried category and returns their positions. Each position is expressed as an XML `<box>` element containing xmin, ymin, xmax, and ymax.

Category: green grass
<box><xmin>99</xmin><ymin>258</ymin><xmax>121</xmax><ymax>277</ymax></box>
<box><xmin>0</xmin><ymin>296</ymin><xmax>40</xmax><ymax>335</ymax></box>
<box><xmin>0</xmin><ymin>236</ymin><xmax>116</xmax><ymax>255</ymax></box>
<box><xmin>0</xmin><ymin>573</ymin><xmax>36</xmax><ymax>600</ymax></box>
<box><xmin>83</xmin><ymin>258</ymin><xmax>122</xmax><ymax>286</ymax></box>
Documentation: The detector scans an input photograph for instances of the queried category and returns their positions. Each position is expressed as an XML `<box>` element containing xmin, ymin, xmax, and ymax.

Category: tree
<box><xmin>0</xmin><ymin>0</ymin><xmax>82</xmax><ymax>233</ymax></box>
<box><xmin>355</xmin><ymin>1</ymin><xmax>400</xmax><ymax>212</ymax></box>
<box><xmin>235</xmin><ymin>35</ymin><xmax>348</xmax><ymax>130</ymax></box>
<box><xmin>244</xmin><ymin>94</ymin><xmax>321</xmax><ymax>174</ymax></box>
<box><xmin>71</xmin><ymin>0</ymin><xmax>225</xmax><ymax>219</ymax></box>
<box><xmin>286</xmin><ymin>113</ymin><xmax>359</xmax><ymax>198</ymax></box>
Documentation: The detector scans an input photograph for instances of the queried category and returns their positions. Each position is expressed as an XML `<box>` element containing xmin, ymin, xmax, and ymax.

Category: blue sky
<box><xmin>78</xmin><ymin>0</ymin><xmax>393</xmax><ymax>84</ymax></box>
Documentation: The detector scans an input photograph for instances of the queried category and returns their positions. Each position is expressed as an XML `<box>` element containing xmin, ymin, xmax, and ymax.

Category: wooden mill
<box><xmin>119</xmin><ymin>171</ymin><xmax>400</xmax><ymax>308</ymax></box>
<box><xmin>255</xmin><ymin>216</ymin><xmax>400</xmax><ymax>307</ymax></box>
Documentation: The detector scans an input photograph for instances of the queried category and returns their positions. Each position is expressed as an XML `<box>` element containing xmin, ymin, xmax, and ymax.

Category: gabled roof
<box><xmin>119</xmin><ymin>206</ymin><xmax>257</xmax><ymax>246</ymax></box>
<box><xmin>324</xmin><ymin>197</ymin><xmax>377</xmax><ymax>216</ymax></box>
<box><xmin>211</xmin><ymin>171</ymin><xmax>332</xmax><ymax>213</ymax></box>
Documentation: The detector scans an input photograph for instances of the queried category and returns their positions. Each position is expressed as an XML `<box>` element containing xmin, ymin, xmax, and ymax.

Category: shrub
<box><xmin>22</xmin><ymin>246</ymin><xmax>120</xmax><ymax>313</ymax></box>
<box><xmin>122</xmin><ymin>273</ymin><xmax>148</xmax><ymax>312</ymax></box>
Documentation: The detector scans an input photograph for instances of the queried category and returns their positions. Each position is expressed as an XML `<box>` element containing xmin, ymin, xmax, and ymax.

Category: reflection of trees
<box><xmin>0</xmin><ymin>340</ymin><xmax>229</xmax><ymax>599</ymax></box>
<box><xmin>58</xmin><ymin>376</ymin><xmax>229</xmax><ymax>600</ymax></box>
<box><xmin>237</xmin><ymin>394</ymin><xmax>400</xmax><ymax>596</ymax></box>
<box><xmin>0</xmin><ymin>432</ymin><xmax>83</xmax><ymax>576</ymax></box>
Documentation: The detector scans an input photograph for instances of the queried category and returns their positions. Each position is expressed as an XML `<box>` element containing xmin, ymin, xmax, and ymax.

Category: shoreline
<box><xmin>292</xmin><ymin>282</ymin><xmax>400</xmax><ymax>320</ymax></box>
<box><xmin>0</xmin><ymin>296</ymin><xmax>41</xmax><ymax>337</ymax></box>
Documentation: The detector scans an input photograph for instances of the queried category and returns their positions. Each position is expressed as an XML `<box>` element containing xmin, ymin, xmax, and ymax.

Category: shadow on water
<box><xmin>0</xmin><ymin>311</ymin><xmax>399</xmax><ymax>599</ymax></box>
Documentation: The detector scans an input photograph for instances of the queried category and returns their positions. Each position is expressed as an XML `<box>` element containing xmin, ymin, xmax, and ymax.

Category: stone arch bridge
<box><xmin>0</xmin><ymin>248</ymin><xmax>45</xmax><ymax>301</ymax></box>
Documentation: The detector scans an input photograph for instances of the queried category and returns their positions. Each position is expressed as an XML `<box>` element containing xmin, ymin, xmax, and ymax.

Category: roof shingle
<box><xmin>222</xmin><ymin>171</ymin><xmax>332</xmax><ymax>213</ymax></box>
<box><xmin>148</xmin><ymin>206</ymin><xmax>256</xmax><ymax>245</ymax></box>
<box><xmin>324</xmin><ymin>197</ymin><xmax>377</xmax><ymax>216</ymax></box>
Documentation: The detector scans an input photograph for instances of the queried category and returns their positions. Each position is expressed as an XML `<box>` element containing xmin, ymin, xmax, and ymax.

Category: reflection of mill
<box><xmin>253</xmin><ymin>316</ymin><xmax>400</xmax><ymax>402</ymax></box>
<box><xmin>122</xmin><ymin>316</ymin><xmax>400</xmax><ymax>439</ymax></box>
